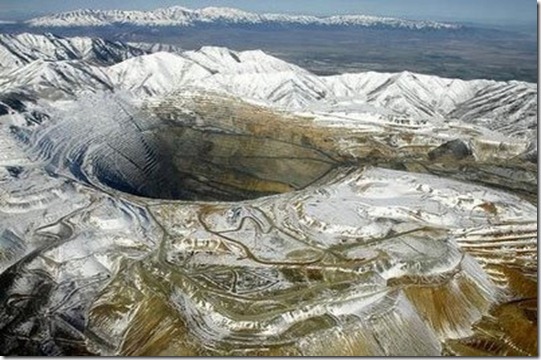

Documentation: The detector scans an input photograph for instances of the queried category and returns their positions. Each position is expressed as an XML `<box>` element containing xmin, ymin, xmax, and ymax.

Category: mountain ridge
<box><xmin>25</xmin><ymin>6</ymin><xmax>461</xmax><ymax>30</ymax></box>
<box><xmin>0</xmin><ymin>33</ymin><xmax>535</xmax><ymax>145</ymax></box>
<box><xmin>0</xmin><ymin>32</ymin><xmax>146</xmax><ymax>69</ymax></box>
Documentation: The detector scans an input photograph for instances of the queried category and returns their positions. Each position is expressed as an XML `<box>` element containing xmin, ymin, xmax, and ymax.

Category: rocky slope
<box><xmin>0</xmin><ymin>35</ymin><xmax>535</xmax><ymax>144</ymax></box>
<box><xmin>0</xmin><ymin>32</ymin><xmax>147</xmax><ymax>69</ymax></box>
<box><xmin>0</xmin><ymin>33</ymin><xmax>536</xmax><ymax>356</ymax></box>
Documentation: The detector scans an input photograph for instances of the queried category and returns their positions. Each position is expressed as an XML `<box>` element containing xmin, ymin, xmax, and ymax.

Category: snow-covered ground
<box><xmin>0</xmin><ymin>32</ymin><xmax>536</xmax><ymax>356</ymax></box>
<box><xmin>0</xmin><ymin>34</ymin><xmax>536</xmax><ymax>143</ymax></box>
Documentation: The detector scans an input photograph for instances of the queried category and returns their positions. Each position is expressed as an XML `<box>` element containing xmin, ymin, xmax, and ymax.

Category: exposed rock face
<box><xmin>0</xmin><ymin>37</ymin><xmax>537</xmax><ymax>356</ymax></box>
<box><xmin>0</xmin><ymin>33</ymin><xmax>147</xmax><ymax>69</ymax></box>
<box><xmin>428</xmin><ymin>139</ymin><xmax>473</xmax><ymax>161</ymax></box>
<box><xmin>0</xmin><ymin>90</ymin><xmax>537</xmax><ymax>356</ymax></box>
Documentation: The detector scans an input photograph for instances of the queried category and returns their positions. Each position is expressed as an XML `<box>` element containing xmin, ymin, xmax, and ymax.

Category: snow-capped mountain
<box><xmin>0</xmin><ymin>31</ymin><xmax>537</xmax><ymax>357</ymax></box>
<box><xmin>26</xmin><ymin>6</ymin><xmax>461</xmax><ymax>30</ymax></box>
<box><xmin>0</xmin><ymin>59</ymin><xmax>111</xmax><ymax>98</ymax></box>
<box><xmin>0</xmin><ymin>33</ymin><xmax>147</xmax><ymax>69</ymax></box>
<box><xmin>106</xmin><ymin>52</ymin><xmax>209</xmax><ymax>96</ymax></box>
<box><xmin>1</xmin><ymin>35</ymin><xmax>533</xmax><ymax>142</ymax></box>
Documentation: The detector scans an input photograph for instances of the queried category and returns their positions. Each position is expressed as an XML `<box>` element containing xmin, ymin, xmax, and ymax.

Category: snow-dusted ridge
<box><xmin>26</xmin><ymin>5</ymin><xmax>461</xmax><ymax>30</ymax></box>
<box><xmin>0</xmin><ymin>32</ymin><xmax>535</xmax><ymax>151</ymax></box>
<box><xmin>0</xmin><ymin>32</ymin><xmax>146</xmax><ymax>69</ymax></box>
<box><xmin>0</xmin><ymin>32</ymin><xmax>536</xmax><ymax>357</ymax></box>
<box><xmin>0</xmin><ymin>34</ymin><xmax>533</xmax><ymax>144</ymax></box>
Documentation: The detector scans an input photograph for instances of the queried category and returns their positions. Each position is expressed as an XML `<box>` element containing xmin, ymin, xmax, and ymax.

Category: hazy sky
<box><xmin>0</xmin><ymin>0</ymin><xmax>537</xmax><ymax>25</ymax></box>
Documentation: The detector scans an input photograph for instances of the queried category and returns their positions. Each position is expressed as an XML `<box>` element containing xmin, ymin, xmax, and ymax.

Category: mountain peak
<box><xmin>199</xmin><ymin>6</ymin><xmax>254</xmax><ymax>16</ymax></box>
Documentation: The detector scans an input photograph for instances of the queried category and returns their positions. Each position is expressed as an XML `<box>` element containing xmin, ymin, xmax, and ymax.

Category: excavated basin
<box><xmin>91</xmin><ymin>124</ymin><xmax>337</xmax><ymax>202</ymax></box>
<box><xmin>28</xmin><ymin>93</ymin><xmax>341</xmax><ymax>202</ymax></box>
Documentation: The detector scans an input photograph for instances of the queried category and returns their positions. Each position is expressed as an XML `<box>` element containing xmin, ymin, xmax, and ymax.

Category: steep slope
<box><xmin>107</xmin><ymin>52</ymin><xmax>211</xmax><ymax>96</ymax></box>
<box><xmin>0</xmin><ymin>59</ymin><xmax>112</xmax><ymax>99</ymax></box>
<box><xmin>181</xmin><ymin>47</ymin><xmax>330</xmax><ymax>107</ymax></box>
<box><xmin>107</xmin><ymin>46</ymin><xmax>330</xmax><ymax>104</ymax></box>
<box><xmin>26</xmin><ymin>6</ymin><xmax>460</xmax><ymax>30</ymax></box>
<box><xmin>0</xmin><ymin>37</ymin><xmax>535</xmax><ymax>143</ymax></box>
<box><xmin>0</xmin><ymin>89</ymin><xmax>536</xmax><ymax>356</ymax></box>
<box><xmin>0</xmin><ymin>33</ymin><xmax>536</xmax><ymax>356</ymax></box>
<box><xmin>320</xmin><ymin>72</ymin><xmax>537</xmax><ymax>139</ymax></box>
<box><xmin>448</xmin><ymin>81</ymin><xmax>537</xmax><ymax>139</ymax></box>
<box><xmin>322</xmin><ymin>72</ymin><xmax>488</xmax><ymax>117</ymax></box>
<box><xmin>0</xmin><ymin>33</ymin><xmax>146</xmax><ymax>70</ymax></box>
<box><xmin>183</xmin><ymin>46</ymin><xmax>307</xmax><ymax>74</ymax></box>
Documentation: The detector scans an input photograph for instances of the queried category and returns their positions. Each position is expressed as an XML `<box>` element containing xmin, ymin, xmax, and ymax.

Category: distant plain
<box><xmin>2</xmin><ymin>22</ymin><xmax>536</xmax><ymax>82</ymax></box>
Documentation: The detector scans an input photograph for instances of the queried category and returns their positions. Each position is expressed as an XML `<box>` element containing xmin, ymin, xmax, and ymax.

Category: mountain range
<box><xmin>1</xmin><ymin>6</ymin><xmax>535</xmax><ymax>83</ymax></box>
<box><xmin>0</xmin><ymin>27</ymin><xmax>537</xmax><ymax>357</ymax></box>
<box><xmin>25</xmin><ymin>6</ymin><xmax>460</xmax><ymax>30</ymax></box>
<box><xmin>0</xmin><ymin>33</ymin><xmax>535</xmax><ymax>143</ymax></box>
